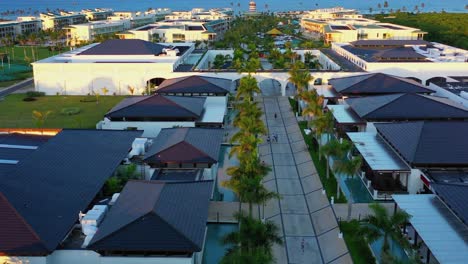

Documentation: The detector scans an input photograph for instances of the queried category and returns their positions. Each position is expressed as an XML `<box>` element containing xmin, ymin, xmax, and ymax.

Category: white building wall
<box><xmin>408</xmin><ymin>169</ymin><xmax>424</xmax><ymax>194</ymax></box>
<box><xmin>99</xmin><ymin>120</ymin><xmax>196</xmax><ymax>138</ymax></box>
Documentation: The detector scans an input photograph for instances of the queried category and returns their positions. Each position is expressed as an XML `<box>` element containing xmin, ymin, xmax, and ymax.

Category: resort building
<box><xmin>393</xmin><ymin>184</ymin><xmax>468</xmax><ymax>264</ymax></box>
<box><xmin>155</xmin><ymin>75</ymin><xmax>232</xmax><ymax>96</ymax></box>
<box><xmin>0</xmin><ymin>17</ymin><xmax>42</xmax><ymax>38</ymax></box>
<box><xmin>98</xmin><ymin>94</ymin><xmax>227</xmax><ymax>137</ymax></box>
<box><xmin>107</xmin><ymin>11</ymin><xmax>157</xmax><ymax>28</ymax></box>
<box><xmin>118</xmin><ymin>19</ymin><xmax>229</xmax><ymax>43</ymax></box>
<box><xmin>300</xmin><ymin>7</ymin><xmax>426</xmax><ymax>43</ymax></box>
<box><xmin>65</xmin><ymin>20</ymin><xmax>128</xmax><ymax>45</ymax></box>
<box><xmin>331</xmin><ymin>40</ymin><xmax>468</xmax><ymax>77</ymax></box>
<box><xmin>40</xmin><ymin>12</ymin><xmax>87</xmax><ymax>30</ymax></box>
<box><xmin>82</xmin><ymin>8</ymin><xmax>113</xmax><ymax>21</ymax></box>
<box><xmin>32</xmin><ymin>39</ymin><xmax>195</xmax><ymax>95</ymax></box>
<box><xmin>165</xmin><ymin>8</ymin><xmax>232</xmax><ymax>22</ymax></box>
<box><xmin>346</xmin><ymin>121</ymin><xmax>468</xmax><ymax>200</ymax></box>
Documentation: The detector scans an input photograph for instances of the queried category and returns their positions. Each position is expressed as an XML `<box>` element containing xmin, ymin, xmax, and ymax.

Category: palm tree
<box><xmin>236</xmin><ymin>75</ymin><xmax>260</xmax><ymax>101</ymax></box>
<box><xmin>222</xmin><ymin>213</ymin><xmax>283</xmax><ymax>263</ymax></box>
<box><xmin>101</xmin><ymin>87</ymin><xmax>109</xmax><ymax>95</ymax></box>
<box><xmin>329</xmin><ymin>139</ymin><xmax>354</xmax><ymax>200</ymax></box>
<box><xmin>127</xmin><ymin>85</ymin><xmax>135</xmax><ymax>95</ymax></box>
<box><xmin>32</xmin><ymin>110</ymin><xmax>52</xmax><ymax>128</ymax></box>
<box><xmin>321</xmin><ymin>139</ymin><xmax>342</xmax><ymax>179</ymax></box>
<box><xmin>334</xmin><ymin>155</ymin><xmax>363</xmax><ymax>219</ymax></box>
<box><xmin>288</xmin><ymin>61</ymin><xmax>313</xmax><ymax>113</ymax></box>
<box><xmin>358</xmin><ymin>203</ymin><xmax>412</xmax><ymax>263</ymax></box>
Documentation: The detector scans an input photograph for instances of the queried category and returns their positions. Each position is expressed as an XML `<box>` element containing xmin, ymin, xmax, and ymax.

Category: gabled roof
<box><xmin>0</xmin><ymin>129</ymin><xmax>141</xmax><ymax>255</ymax></box>
<box><xmin>89</xmin><ymin>180</ymin><xmax>213</xmax><ymax>252</ymax></box>
<box><xmin>266</xmin><ymin>28</ymin><xmax>283</xmax><ymax>35</ymax></box>
<box><xmin>329</xmin><ymin>73</ymin><xmax>433</xmax><ymax>95</ymax></box>
<box><xmin>432</xmin><ymin>183</ymin><xmax>468</xmax><ymax>225</ymax></box>
<box><xmin>105</xmin><ymin>95</ymin><xmax>206</xmax><ymax>120</ymax></box>
<box><xmin>375</xmin><ymin>121</ymin><xmax>468</xmax><ymax>167</ymax></box>
<box><xmin>157</xmin><ymin>76</ymin><xmax>231</xmax><ymax>95</ymax></box>
<box><xmin>78</xmin><ymin>39</ymin><xmax>168</xmax><ymax>55</ymax></box>
<box><xmin>144</xmin><ymin>128</ymin><xmax>223</xmax><ymax>164</ymax></box>
<box><xmin>345</xmin><ymin>93</ymin><xmax>468</xmax><ymax>120</ymax></box>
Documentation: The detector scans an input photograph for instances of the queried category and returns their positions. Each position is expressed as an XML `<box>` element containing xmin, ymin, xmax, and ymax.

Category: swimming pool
<box><xmin>202</xmin><ymin>223</ymin><xmax>238</xmax><ymax>264</ymax></box>
<box><xmin>370</xmin><ymin>236</ymin><xmax>409</xmax><ymax>263</ymax></box>
<box><xmin>184</xmin><ymin>53</ymin><xmax>203</xmax><ymax>65</ymax></box>
<box><xmin>214</xmin><ymin>145</ymin><xmax>239</xmax><ymax>202</ymax></box>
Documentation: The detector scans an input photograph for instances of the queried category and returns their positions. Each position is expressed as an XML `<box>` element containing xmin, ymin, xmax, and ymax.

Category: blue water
<box><xmin>370</xmin><ymin>236</ymin><xmax>409</xmax><ymax>263</ymax></box>
<box><xmin>202</xmin><ymin>223</ymin><xmax>238</xmax><ymax>264</ymax></box>
<box><xmin>0</xmin><ymin>0</ymin><xmax>466</xmax><ymax>19</ymax></box>
<box><xmin>215</xmin><ymin>145</ymin><xmax>239</xmax><ymax>202</ymax></box>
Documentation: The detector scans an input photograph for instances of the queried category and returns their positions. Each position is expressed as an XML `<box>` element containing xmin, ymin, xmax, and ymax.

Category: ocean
<box><xmin>0</xmin><ymin>0</ymin><xmax>466</xmax><ymax>19</ymax></box>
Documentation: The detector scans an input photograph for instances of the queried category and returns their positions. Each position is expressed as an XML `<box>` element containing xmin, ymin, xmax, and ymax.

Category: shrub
<box><xmin>26</xmin><ymin>91</ymin><xmax>45</xmax><ymax>97</ymax></box>
<box><xmin>80</xmin><ymin>96</ymin><xmax>97</xmax><ymax>103</ymax></box>
<box><xmin>60</xmin><ymin>107</ymin><xmax>81</xmax><ymax>115</ymax></box>
<box><xmin>23</xmin><ymin>97</ymin><xmax>37</xmax><ymax>102</ymax></box>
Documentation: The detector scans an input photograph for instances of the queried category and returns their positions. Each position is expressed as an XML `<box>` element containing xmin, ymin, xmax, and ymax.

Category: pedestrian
<box><xmin>274</xmin><ymin>113</ymin><xmax>277</xmax><ymax>119</ymax></box>
<box><xmin>301</xmin><ymin>238</ymin><xmax>305</xmax><ymax>254</ymax></box>
<box><xmin>274</xmin><ymin>133</ymin><xmax>278</xmax><ymax>143</ymax></box>
<box><xmin>266</xmin><ymin>135</ymin><xmax>270</xmax><ymax>143</ymax></box>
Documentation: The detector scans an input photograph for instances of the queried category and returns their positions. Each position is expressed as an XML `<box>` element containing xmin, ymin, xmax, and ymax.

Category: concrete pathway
<box><xmin>258</xmin><ymin>96</ymin><xmax>352</xmax><ymax>264</ymax></box>
<box><xmin>0</xmin><ymin>78</ymin><xmax>33</xmax><ymax>98</ymax></box>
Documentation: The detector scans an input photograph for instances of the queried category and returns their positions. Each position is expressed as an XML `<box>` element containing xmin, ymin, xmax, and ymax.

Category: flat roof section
<box><xmin>347</xmin><ymin>132</ymin><xmax>410</xmax><ymax>172</ymax></box>
<box><xmin>327</xmin><ymin>105</ymin><xmax>364</xmax><ymax>125</ymax></box>
<box><xmin>200</xmin><ymin>97</ymin><xmax>227</xmax><ymax>124</ymax></box>
<box><xmin>393</xmin><ymin>194</ymin><xmax>468</xmax><ymax>264</ymax></box>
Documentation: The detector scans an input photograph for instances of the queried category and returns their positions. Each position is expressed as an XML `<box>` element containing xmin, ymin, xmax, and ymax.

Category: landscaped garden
<box><xmin>0</xmin><ymin>93</ymin><xmax>125</xmax><ymax>128</ymax></box>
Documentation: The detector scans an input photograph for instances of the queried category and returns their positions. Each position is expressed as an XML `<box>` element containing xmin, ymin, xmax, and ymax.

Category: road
<box><xmin>258</xmin><ymin>96</ymin><xmax>352</xmax><ymax>264</ymax></box>
<box><xmin>0</xmin><ymin>78</ymin><xmax>33</xmax><ymax>98</ymax></box>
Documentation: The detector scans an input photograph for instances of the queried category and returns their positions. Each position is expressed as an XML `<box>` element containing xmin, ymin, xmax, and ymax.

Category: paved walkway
<box><xmin>258</xmin><ymin>96</ymin><xmax>352</xmax><ymax>264</ymax></box>
<box><xmin>0</xmin><ymin>78</ymin><xmax>33</xmax><ymax>98</ymax></box>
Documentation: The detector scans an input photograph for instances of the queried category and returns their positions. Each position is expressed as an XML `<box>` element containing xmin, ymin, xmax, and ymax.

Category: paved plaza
<box><xmin>258</xmin><ymin>96</ymin><xmax>352</xmax><ymax>264</ymax></box>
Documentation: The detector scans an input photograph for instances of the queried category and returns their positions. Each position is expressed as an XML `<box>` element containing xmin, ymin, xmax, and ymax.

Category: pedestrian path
<box><xmin>258</xmin><ymin>96</ymin><xmax>352</xmax><ymax>264</ymax></box>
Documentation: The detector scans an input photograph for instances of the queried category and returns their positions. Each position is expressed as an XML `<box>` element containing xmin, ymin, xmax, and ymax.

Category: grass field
<box><xmin>298</xmin><ymin>121</ymin><xmax>347</xmax><ymax>203</ymax></box>
<box><xmin>0</xmin><ymin>94</ymin><xmax>125</xmax><ymax>129</ymax></box>
<box><xmin>341</xmin><ymin>220</ymin><xmax>376</xmax><ymax>264</ymax></box>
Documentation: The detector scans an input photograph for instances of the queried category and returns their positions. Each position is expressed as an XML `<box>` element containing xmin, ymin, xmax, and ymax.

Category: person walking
<box><xmin>274</xmin><ymin>113</ymin><xmax>277</xmax><ymax>119</ymax></box>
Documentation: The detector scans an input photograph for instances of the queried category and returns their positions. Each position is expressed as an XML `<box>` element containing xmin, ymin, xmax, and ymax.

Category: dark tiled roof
<box><xmin>153</xmin><ymin>169</ymin><xmax>202</xmax><ymax>181</ymax></box>
<box><xmin>105</xmin><ymin>95</ymin><xmax>206</xmax><ymax>120</ymax></box>
<box><xmin>329</xmin><ymin>73</ymin><xmax>433</xmax><ymax>95</ymax></box>
<box><xmin>342</xmin><ymin>45</ymin><xmax>429</xmax><ymax>62</ymax></box>
<box><xmin>144</xmin><ymin>128</ymin><xmax>223</xmax><ymax>164</ymax></box>
<box><xmin>78</xmin><ymin>39</ymin><xmax>168</xmax><ymax>55</ymax></box>
<box><xmin>157</xmin><ymin>76</ymin><xmax>231</xmax><ymax>95</ymax></box>
<box><xmin>0</xmin><ymin>130</ymin><xmax>141</xmax><ymax>255</ymax></box>
<box><xmin>89</xmin><ymin>180</ymin><xmax>213</xmax><ymax>252</ymax></box>
<box><xmin>426</xmin><ymin>170</ymin><xmax>468</xmax><ymax>184</ymax></box>
<box><xmin>432</xmin><ymin>183</ymin><xmax>468</xmax><ymax>225</ymax></box>
<box><xmin>375</xmin><ymin>121</ymin><xmax>468</xmax><ymax>167</ymax></box>
<box><xmin>345</xmin><ymin>93</ymin><xmax>468</xmax><ymax>120</ymax></box>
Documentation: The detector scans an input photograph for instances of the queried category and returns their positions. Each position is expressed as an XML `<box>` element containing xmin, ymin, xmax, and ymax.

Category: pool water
<box><xmin>202</xmin><ymin>223</ymin><xmax>238</xmax><ymax>264</ymax></box>
<box><xmin>338</xmin><ymin>174</ymin><xmax>374</xmax><ymax>203</ymax></box>
<box><xmin>370</xmin><ymin>236</ymin><xmax>409</xmax><ymax>263</ymax></box>
<box><xmin>184</xmin><ymin>53</ymin><xmax>203</xmax><ymax>65</ymax></box>
<box><xmin>214</xmin><ymin>145</ymin><xmax>239</xmax><ymax>202</ymax></box>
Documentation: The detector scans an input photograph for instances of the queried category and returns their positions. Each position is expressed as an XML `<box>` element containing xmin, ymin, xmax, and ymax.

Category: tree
<box><xmin>32</xmin><ymin>110</ymin><xmax>52</xmax><ymax>128</ymax></box>
<box><xmin>369</xmin><ymin>7</ymin><xmax>373</xmax><ymax>14</ymax></box>
<box><xmin>236</xmin><ymin>75</ymin><xmax>260</xmax><ymax>101</ymax></box>
<box><xmin>384</xmin><ymin>1</ymin><xmax>389</xmax><ymax>8</ymax></box>
<box><xmin>127</xmin><ymin>85</ymin><xmax>135</xmax><ymax>95</ymax></box>
<box><xmin>334</xmin><ymin>155</ymin><xmax>362</xmax><ymax>219</ymax></box>
<box><xmin>321</xmin><ymin>139</ymin><xmax>342</xmax><ymax>179</ymax></box>
<box><xmin>329</xmin><ymin>139</ymin><xmax>354</xmax><ymax>200</ymax></box>
<box><xmin>102</xmin><ymin>87</ymin><xmax>109</xmax><ymax>95</ymax></box>
<box><xmin>358</xmin><ymin>203</ymin><xmax>412</xmax><ymax>264</ymax></box>
<box><xmin>288</xmin><ymin>61</ymin><xmax>313</xmax><ymax>113</ymax></box>
<box><xmin>221</xmin><ymin>213</ymin><xmax>283</xmax><ymax>263</ymax></box>
<box><xmin>213</xmin><ymin>54</ymin><xmax>226</xmax><ymax>69</ymax></box>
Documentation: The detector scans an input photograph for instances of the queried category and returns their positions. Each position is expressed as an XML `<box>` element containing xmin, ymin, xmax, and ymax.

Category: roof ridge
<box><xmin>359</xmin><ymin>93</ymin><xmax>403</xmax><ymax>118</ymax></box>
<box><xmin>418</xmin><ymin>94</ymin><xmax>468</xmax><ymax>112</ymax></box>
<box><xmin>342</xmin><ymin>73</ymin><xmax>375</xmax><ymax>93</ymax></box>
<box><xmin>151</xmin><ymin>206</ymin><xmax>201</xmax><ymax>251</ymax></box>
<box><xmin>165</xmin><ymin>96</ymin><xmax>205</xmax><ymax>117</ymax></box>
<box><xmin>181</xmin><ymin>138</ymin><xmax>217</xmax><ymax>161</ymax></box>
<box><xmin>106</xmin><ymin>96</ymin><xmax>151</xmax><ymax>116</ymax></box>
<box><xmin>410</xmin><ymin>121</ymin><xmax>426</xmax><ymax>163</ymax></box>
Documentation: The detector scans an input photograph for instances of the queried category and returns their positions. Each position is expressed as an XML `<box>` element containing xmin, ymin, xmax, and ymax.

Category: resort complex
<box><xmin>0</xmin><ymin>3</ymin><xmax>467</xmax><ymax>264</ymax></box>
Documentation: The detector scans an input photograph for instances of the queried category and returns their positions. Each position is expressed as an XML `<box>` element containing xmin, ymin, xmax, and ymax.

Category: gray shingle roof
<box><xmin>432</xmin><ymin>183</ymin><xmax>468</xmax><ymax>225</ymax></box>
<box><xmin>157</xmin><ymin>76</ymin><xmax>232</xmax><ymax>95</ymax></box>
<box><xmin>350</xmin><ymin>39</ymin><xmax>431</xmax><ymax>47</ymax></box>
<box><xmin>89</xmin><ymin>180</ymin><xmax>213</xmax><ymax>252</ymax></box>
<box><xmin>144</xmin><ymin>127</ymin><xmax>223</xmax><ymax>164</ymax></box>
<box><xmin>0</xmin><ymin>130</ymin><xmax>142</xmax><ymax>255</ymax></box>
<box><xmin>106</xmin><ymin>95</ymin><xmax>206</xmax><ymax>120</ymax></box>
<box><xmin>78</xmin><ymin>39</ymin><xmax>168</xmax><ymax>55</ymax></box>
<box><xmin>375</xmin><ymin>121</ymin><xmax>468</xmax><ymax>167</ymax></box>
<box><xmin>329</xmin><ymin>73</ymin><xmax>433</xmax><ymax>95</ymax></box>
<box><xmin>345</xmin><ymin>93</ymin><xmax>468</xmax><ymax>120</ymax></box>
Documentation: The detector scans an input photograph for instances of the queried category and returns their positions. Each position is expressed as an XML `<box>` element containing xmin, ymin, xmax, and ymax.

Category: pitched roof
<box><xmin>375</xmin><ymin>121</ymin><xmax>468</xmax><ymax>167</ymax></box>
<box><xmin>266</xmin><ymin>28</ymin><xmax>283</xmax><ymax>35</ymax></box>
<box><xmin>89</xmin><ymin>180</ymin><xmax>213</xmax><ymax>252</ymax></box>
<box><xmin>78</xmin><ymin>39</ymin><xmax>168</xmax><ymax>55</ymax></box>
<box><xmin>345</xmin><ymin>93</ymin><xmax>468</xmax><ymax>120</ymax></box>
<box><xmin>431</xmin><ymin>183</ymin><xmax>468</xmax><ymax>225</ymax></box>
<box><xmin>157</xmin><ymin>76</ymin><xmax>231</xmax><ymax>95</ymax></box>
<box><xmin>329</xmin><ymin>73</ymin><xmax>433</xmax><ymax>95</ymax></box>
<box><xmin>0</xmin><ymin>130</ymin><xmax>141</xmax><ymax>255</ymax></box>
<box><xmin>144</xmin><ymin>127</ymin><xmax>223</xmax><ymax>164</ymax></box>
<box><xmin>105</xmin><ymin>95</ymin><xmax>206</xmax><ymax>120</ymax></box>
<box><xmin>350</xmin><ymin>39</ymin><xmax>431</xmax><ymax>47</ymax></box>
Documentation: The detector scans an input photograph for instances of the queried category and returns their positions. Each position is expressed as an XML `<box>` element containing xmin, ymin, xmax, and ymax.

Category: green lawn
<box><xmin>0</xmin><ymin>94</ymin><xmax>126</xmax><ymax>129</ymax></box>
<box><xmin>0</xmin><ymin>72</ymin><xmax>33</xmax><ymax>88</ymax></box>
<box><xmin>298</xmin><ymin>121</ymin><xmax>347</xmax><ymax>203</ymax></box>
<box><xmin>341</xmin><ymin>220</ymin><xmax>376</xmax><ymax>264</ymax></box>
<box><xmin>1</xmin><ymin>46</ymin><xmax>57</xmax><ymax>64</ymax></box>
